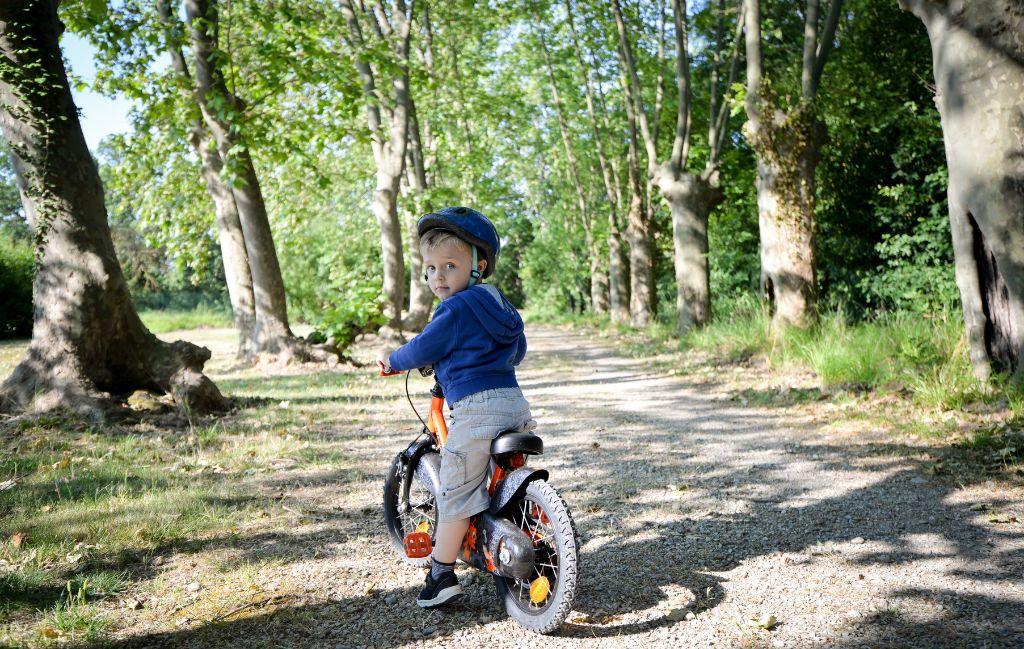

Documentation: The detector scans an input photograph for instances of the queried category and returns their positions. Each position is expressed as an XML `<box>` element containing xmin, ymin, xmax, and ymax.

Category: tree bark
<box><xmin>192</xmin><ymin>132</ymin><xmax>256</xmax><ymax>358</ymax></box>
<box><xmin>184</xmin><ymin>0</ymin><xmax>297</xmax><ymax>356</ymax></box>
<box><xmin>901</xmin><ymin>0</ymin><xmax>1024</xmax><ymax>380</ymax></box>
<box><xmin>157</xmin><ymin>0</ymin><xmax>254</xmax><ymax>359</ymax></box>
<box><xmin>743</xmin><ymin>0</ymin><xmax>841</xmax><ymax>329</ymax></box>
<box><xmin>659</xmin><ymin>170</ymin><xmax>723</xmax><ymax>331</ymax></box>
<box><xmin>0</xmin><ymin>0</ymin><xmax>225</xmax><ymax>414</ymax></box>
<box><xmin>745</xmin><ymin>104</ymin><xmax>825</xmax><ymax>328</ymax></box>
<box><xmin>402</xmin><ymin>100</ymin><xmax>434</xmax><ymax>331</ymax></box>
<box><xmin>613</xmin><ymin>0</ymin><xmax>656</xmax><ymax>327</ymax></box>
<box><xmin>339</xmin><ymin>0</ymin><xmax>413</xmax><ymax>333</ymax></box>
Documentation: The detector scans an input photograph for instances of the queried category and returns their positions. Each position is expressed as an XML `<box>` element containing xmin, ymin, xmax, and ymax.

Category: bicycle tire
<box><xmin>495</xmin><ymin>480</ymin><xmax>579</xmax><ymax>634</ymax></box>
<box><xmin>382</xmin><ymin>451</ymin><xmax>436</xmax><ymax>567</ymax></box>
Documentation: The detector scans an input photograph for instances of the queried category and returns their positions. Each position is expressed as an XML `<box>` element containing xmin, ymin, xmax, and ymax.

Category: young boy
<box><xmin>376</xmin><ymin>206</ymin><xmax>533</xmax><ymax>608</ymax></box>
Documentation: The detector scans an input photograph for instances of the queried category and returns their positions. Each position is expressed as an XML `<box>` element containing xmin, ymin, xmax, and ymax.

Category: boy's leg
<box><xmin>431</xmin><ymin>517</ymin><xmax>470</xmax><ymax>564</ymax></box>
<box><xmin>418</xmin><ymin>430</ymin><xmax>491</xmax><ymax>608</ymax></box>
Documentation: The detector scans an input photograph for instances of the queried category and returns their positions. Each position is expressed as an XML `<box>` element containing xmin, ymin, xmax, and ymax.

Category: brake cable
<box><xmin>405</xmin><ymin>369</ymin><xmax>427</xmax><ymax>429</ymax></box>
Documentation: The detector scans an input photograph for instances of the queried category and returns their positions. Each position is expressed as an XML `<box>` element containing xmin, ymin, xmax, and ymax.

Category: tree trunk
<box><xmin>589</xmin><ymin>239</ymin><xmax>610</xmax><ymax>315</ymax></box>
<box><xmin>192</xmin><ymin>130</ymin><xmax>256</xmax><ymax>358</ymax></box>
<box><xmin>657</xmin><ymin>167</ymin><xmax>723</xmax><ymax>332</ymax></box>
<box><xmin>626</xmin><ymin>193</ymin><xmax>655</xmax><ymax>327</ymax></box>
<box><xmin>901</xmin><ymin>0</ymin><xmax>1024</xmax><ymax>380</ymax></box>
<box><xmin>157</xmin><ymin>0</ymin><xmax>254</xmax><ymax>359</ymax></box>
<box><xmin>0</xmin><ymin>0</ymin><xmax>225</xmax><ymax>415</ymax></box>
<box><xmin>744</xmin><ymin>104</ymin><xmax>824</xmax><ymax>328</ymax></box>
<box><xmin>403</xmin><ymin>224</ymin><xmax>433</xmax><ymax>331</ymax></box>
<box><xmin>339</xmin><ymin>0</ymin><xmax>412</xmax><ymax>334</ymax></box>
<box><xmin>374</xmin><ymin>165</ymin><xmax>406</xmax><ymax>332</ymax></box>
<box><xmin>608</xmin><ymin>229</ymin><xmax>631</xmax><ymax>324</ymax></box>
<box><xmin>185</xmin><ymin>0</ymin><xmax>340</xmax><ymax>363</ymax></box>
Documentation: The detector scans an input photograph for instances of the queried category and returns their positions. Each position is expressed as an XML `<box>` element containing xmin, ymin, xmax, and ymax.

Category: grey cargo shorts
<box><xmin>437</xmin><ymin>387</ymin><xmax>535</xmax><ymax>523</ymax></box>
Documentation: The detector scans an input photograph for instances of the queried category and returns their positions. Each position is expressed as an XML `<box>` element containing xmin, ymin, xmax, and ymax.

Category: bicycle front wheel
<box><xmin>382</xmin><ymin>451</ymin><xmax>437</xmax><ymax>567</ymax></box>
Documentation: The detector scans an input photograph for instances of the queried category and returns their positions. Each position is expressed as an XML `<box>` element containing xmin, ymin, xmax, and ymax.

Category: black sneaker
<box><xmin>416</xmin><ymin>570</ymin><xmax>463</xmax><ymax>608</ymax></box>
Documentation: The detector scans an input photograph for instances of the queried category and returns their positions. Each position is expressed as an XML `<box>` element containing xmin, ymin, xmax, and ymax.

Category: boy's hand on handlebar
<box><xmin>376</xmin><ymin>348</ymin><xmax>396</xmax><ymax>375</ymax></box>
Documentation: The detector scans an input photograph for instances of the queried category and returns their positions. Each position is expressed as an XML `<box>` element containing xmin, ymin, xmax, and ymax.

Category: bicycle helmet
<box><xmin>417</xmin><ymin>206</ymin><xmax>500</xmax><ymax>284</ymax></box>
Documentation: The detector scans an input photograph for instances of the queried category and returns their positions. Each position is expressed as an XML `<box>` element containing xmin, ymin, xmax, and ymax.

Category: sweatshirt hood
<box><xmin>454</xmin><ymin>284</ymin><xmax>524</xmax><ymax>344</ymax></box>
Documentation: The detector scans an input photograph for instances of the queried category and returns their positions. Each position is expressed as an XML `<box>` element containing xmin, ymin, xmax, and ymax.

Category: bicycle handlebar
<box><xmin>376</xmin><ymin>361</ymin><xmax>434</xmax><ymax>378</ymax></box>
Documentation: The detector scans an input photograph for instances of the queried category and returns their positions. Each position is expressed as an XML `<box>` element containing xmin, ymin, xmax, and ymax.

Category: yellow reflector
<box><xmin>529</xmin><ymin>576</ymin><xmax>551</xmax><ymax>604</ymax></box>
<box><xmin>416</xmin><ymin>521</ymin><xmax>430</xmax><ymax>533</ymax></box>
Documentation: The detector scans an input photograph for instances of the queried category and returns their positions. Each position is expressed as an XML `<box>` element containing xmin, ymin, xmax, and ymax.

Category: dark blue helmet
<box><xmin>417</xmin><ymin>206</ymin><xmax>500</xmax><ymax>279</ymax></box>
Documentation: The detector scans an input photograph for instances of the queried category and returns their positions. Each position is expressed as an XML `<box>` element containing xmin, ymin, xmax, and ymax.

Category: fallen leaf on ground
<box><xmin>41</xmin><ymin>627</ymin><xmax>60</xmax><ymax>639</ymax></box>
<box><xmin>11</xmin><ymin>532</ymin><xmax>26</xmax><ymax>548</ymax></box>
<box><xmin>752</xmin><ymin>613</ymin><xmax>778</xmax><ymax>630</ymax></box>
<box><xmin>988</xmin><ymin>513</ymin><xmax>1018</xmax><ymax>524</ymax></box>
<box><xmin>0</xmin><ymin>478</ymin><xmax>18</xmax><ymax>491</ymax></box>
<box><xmin>124</xmin><ymin>598</ymin><xmax>144</xmax><ymax>610</ymax></box>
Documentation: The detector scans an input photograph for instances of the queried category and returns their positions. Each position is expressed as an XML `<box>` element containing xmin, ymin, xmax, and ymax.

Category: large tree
<box><xmin>156</xmin><ymin>0</ymin><xmax>256</xmax><ymax>359</ymax></box>
<box><xmin>900</xmin><ymin>0</ymin><xmax>1024</xmax><ymax>381</ymax></box>
<box><xmin>611</xmin><ymin>0</ymin><xmax>662</xmax><ymax>327</ymax></box>
<box><xmin>743</xmin><ymin>0</ymin><xmax>843</xmax><ymax>329</ymax></box>
<box><xmin>0</xmin><ymin>0</ymin><xmax>225</xmax><ymax>414</ymax></box>
<box><xmin>339</xmin><ymin>0</ymin><xmax>414</xmax><ymax>334</ymax></box>
<box><xmin>651</xmin><ymin>0</ymin><xmax>743</xmax><ymax>333</ymax></box>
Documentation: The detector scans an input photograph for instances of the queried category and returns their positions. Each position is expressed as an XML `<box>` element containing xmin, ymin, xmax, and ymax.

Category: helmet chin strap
<box><xmin>468</xmin><ymin>246</ymin><xmax>482</xmax><ymax>287</ymax></box>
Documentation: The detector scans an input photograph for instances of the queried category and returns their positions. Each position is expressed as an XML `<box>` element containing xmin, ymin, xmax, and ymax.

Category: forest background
<box><xmin>0</xmin><ymin>0</ymin><xmax>1006</xmax><ymax>406</ymax></box>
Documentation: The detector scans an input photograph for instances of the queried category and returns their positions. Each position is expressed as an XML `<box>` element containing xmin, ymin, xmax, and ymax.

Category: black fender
<box><xmin>489</xmin><ymin>467</ymin><xmax>549</xmax><ymax>516</ymax></box>
<box><xmin>402</xmin><ymin>437</ymin><xmax>440</xmax><ymax>496</ymax></box>
<box><xmin>414</xmin><ymin>452</ymin><xmax>441</xmax><ymax>496</ymax></box>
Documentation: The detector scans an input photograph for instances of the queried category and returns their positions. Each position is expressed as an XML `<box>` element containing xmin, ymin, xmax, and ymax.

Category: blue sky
<box><xmin>62</xmin><ymin>32</ymin><xmax>132</xmax><ymax>151</ymax></box>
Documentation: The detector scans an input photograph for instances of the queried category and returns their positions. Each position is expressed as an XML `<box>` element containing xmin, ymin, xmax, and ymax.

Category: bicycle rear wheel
<box><xmin>495</xmin><ymin>480</ymin><xmax>579</xmax><ymax>634</ymax></box>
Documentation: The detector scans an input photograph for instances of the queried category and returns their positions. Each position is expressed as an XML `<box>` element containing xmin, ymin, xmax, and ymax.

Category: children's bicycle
<box><xmin>379</xmin><ymin>366</ymin><xmax>579</xmax><ymax>634</ymax></box>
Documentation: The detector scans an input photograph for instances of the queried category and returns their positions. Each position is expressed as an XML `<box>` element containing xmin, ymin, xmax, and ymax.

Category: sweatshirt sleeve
<box><xmin>512</xmin><ymin>331</ymin><xmax>527</xmax><ymax>366</ymax></box>
<box><xmin>388</xmin><ymin>301</ymin><xmax>459</xmax><ymax>371</ymax></box>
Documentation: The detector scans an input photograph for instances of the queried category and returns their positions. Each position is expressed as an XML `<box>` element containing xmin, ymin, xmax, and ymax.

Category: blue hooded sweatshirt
<box><xmin>388</xmin><ymin>284</ymin><xmax>526</xmax><ymax>405</ymax></box>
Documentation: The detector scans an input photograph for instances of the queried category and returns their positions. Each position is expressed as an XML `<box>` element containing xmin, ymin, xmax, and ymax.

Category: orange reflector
<box><xmin>532</xmin><ymin>504</ymin><xmax>550</xmax><ymax>525</ymax></box>
<box><xmin>404</xmin><ymin>531</ymin><xmax>432</xmax><ymax>558</ymax></box>
<box><xmin>529</xmin><ymin>576</ymin><xmax>551</xmax><ymax>604</ymax></box>
<box><xmin>416</xmin><ymin>521</ymin><xmax>431</xmax><ymax>533</ymax></box>
<box><xmin>510</xmin><ymin>452</ymin><xmax>526</xmax><ymax>469</ymax></box>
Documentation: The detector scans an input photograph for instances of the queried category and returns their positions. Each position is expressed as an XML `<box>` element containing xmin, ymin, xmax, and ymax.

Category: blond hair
<box><xmin>420</xmin><ymin>229</ymin><xmax>472</xmax><ymax>256</ymax></box>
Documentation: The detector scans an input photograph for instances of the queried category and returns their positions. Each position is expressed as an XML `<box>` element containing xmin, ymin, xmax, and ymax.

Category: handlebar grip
<box><xmin>377</xmin><ymin>360</ymin><xmax>402</xmax><ymax>377</ymax></box>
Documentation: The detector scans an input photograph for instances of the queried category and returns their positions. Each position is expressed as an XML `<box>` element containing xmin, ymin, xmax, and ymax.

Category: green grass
<box><xmin>527</xmin><ymin>298</ymin><xmax>1011</xmax><ymax>415</ymax></box>
<box><xmin>0</xmin><ymin>352</ymin><xmax>376</xmax><ymax>646</ymax></box>
<box><xmin>138</xmin><ymin>305</ymin><xmax>233</xmax><ymax>333</ymax></box>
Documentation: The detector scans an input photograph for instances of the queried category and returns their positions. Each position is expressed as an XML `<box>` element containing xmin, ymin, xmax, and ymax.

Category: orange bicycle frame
<box><xmin>424</xmin><ymin>389</ymin><xmax>508</xmax><ymax>497</ymax></box>
<box><xmin>426</xmin><ymin>394</ymin><xmax>449</xmax><ymax>447</ymax></box>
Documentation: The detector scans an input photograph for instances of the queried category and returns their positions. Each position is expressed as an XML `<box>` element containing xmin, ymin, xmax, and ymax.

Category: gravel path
<box><xmin>119</xmin><ymin>325</ymin><xmax>1024</xmax><ymax>648</ymax></box>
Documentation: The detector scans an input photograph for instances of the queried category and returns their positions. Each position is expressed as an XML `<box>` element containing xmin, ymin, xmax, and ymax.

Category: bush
<box><xmin>0</xmin><ymin>236</ymin><xmax>33</xmax><ymax>338</ymax></box>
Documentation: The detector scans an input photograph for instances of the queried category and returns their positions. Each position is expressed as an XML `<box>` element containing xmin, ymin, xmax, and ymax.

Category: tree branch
<box><xmin>710</xmin><ymin>0</ymin><xmax>745</xmax><ymax>165</ymax></box>
<box><xmin>743</xmin><ymin>0</ymin><xmax>763</xmax><ymax>129</ymax></box>
<box><xmin>668</xmin><ymin>0</ymin><xmax>691</xmax><ymax>173</ymax></box>
<box><xmin>611</xmin><ymin>0</ymin><xmax>657</xmax><ymax>173</ymax></box>
<box><xmin>801</xmin><ymin>0</ymin><xmax>819</xmax><ymax>100</ymax></box>
<box><xmin>810</xmin><ymin>0</ymin><xmax>843</xmax><ymax>98</ymax></box>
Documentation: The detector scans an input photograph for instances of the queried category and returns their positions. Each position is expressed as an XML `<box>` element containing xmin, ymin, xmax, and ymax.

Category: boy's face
<box><xmin>422</xmin><ymin>243</ymin><xmax>487</xmax><ymax>300</ymax></box>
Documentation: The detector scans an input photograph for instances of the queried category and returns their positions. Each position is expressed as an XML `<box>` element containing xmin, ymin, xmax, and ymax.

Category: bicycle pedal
<box><xmin>404</xmin><ymin>531</ymin><xmax>432</xmax><ymax>558</ymax></box>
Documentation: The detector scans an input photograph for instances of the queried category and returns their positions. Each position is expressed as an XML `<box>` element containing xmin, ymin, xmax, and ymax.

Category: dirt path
<box><xmin>117</xmin><ymin>325</ymin><xmax>1024</xmax><ymax>648</ymax></box>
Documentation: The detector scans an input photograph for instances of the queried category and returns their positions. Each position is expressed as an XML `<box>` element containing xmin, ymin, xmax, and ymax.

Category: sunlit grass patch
<box><xmin>138</xmin><ymin>306</ymin><xmax>233</xmax><ymax>333</ymax></box>
<box><xmin>0</xmin><ymin>338</ymin><xmax>26</xmax><ymax>376</ymax></box>
<box><xmin>37</xmin><ymin>582</ymin><xmax>108</xmax><ymax>644</ymax></box>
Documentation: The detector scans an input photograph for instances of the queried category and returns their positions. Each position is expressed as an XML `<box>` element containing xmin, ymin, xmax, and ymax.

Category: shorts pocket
<box><xmin>439</xmin><ymin>447</ymin><xmax>467</xmax><ymax>492</ymax></box>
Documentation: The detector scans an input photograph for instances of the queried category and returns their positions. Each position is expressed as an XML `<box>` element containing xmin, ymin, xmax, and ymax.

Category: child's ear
<box><xmin>477</xmin><ymin>259</ymin><xmax>488</xmax><ymax>275</ymax></box>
